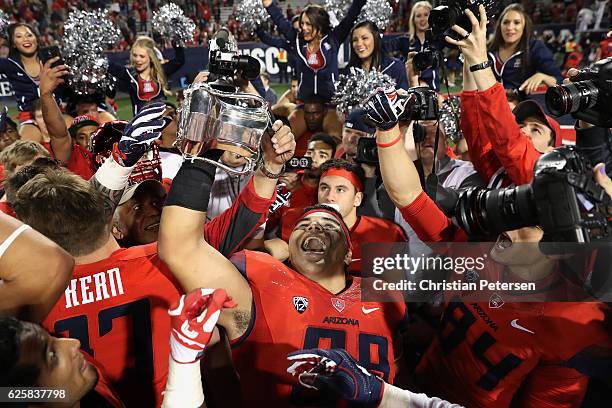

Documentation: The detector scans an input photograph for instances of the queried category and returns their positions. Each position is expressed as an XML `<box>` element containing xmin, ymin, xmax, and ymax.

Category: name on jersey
<box><xmin>470</xmin><ymin>303</ymin><xmax>498</xmax><ymax>332</ymax></box>
<box><xmin>64</xmin><ymin>268</ymin><xmax>125</xmax><ymax>309</ymax></box>
<box><xmin>322</xmin><ymin>316</ymin><xmax>359</xmax><ymax>327</ymax></box>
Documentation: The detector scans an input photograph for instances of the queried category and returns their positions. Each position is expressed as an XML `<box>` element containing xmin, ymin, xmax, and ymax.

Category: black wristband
<box><xmin>469</xmin><ymin>60</ymin><xmax>493</xmax><ymax>72</ymax></box>
<box><xmin>165</xmin><ymin>159</ymin><xmax>217</xmax><ymax>212</ymax></box>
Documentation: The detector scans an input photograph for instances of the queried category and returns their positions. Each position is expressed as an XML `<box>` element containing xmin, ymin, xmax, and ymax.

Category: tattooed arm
<box><xmin>89</xmin><ymin>156</ymin><xmax>132</xmax><ymax>221</ymax></box>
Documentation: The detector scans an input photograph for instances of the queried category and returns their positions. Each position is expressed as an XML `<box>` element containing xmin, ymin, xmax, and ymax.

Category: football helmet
<box><xmin>89</xmin><ymin>120</ymin><xmax>163</xmax><ymax>184</ymax></box>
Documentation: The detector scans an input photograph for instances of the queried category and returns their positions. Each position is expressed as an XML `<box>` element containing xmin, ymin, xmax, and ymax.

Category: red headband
<box><xmin>300</xmin><ymin>207</ymin><xmax>353</xmax><ymax>251</ymax></box>
<box><xmin>321</xmin><ymin>168</ymin><xmax>363</xmax><ymax>192</ymax></box>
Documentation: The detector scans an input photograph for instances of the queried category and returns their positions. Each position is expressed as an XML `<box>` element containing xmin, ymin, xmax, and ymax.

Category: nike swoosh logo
<box><xmin>511</xmin><ymin>319</ymin><xmax>534</xmax><ymax>334</ymax></box>
<box><xmin>362</xmin><ymin>306</ymin><xmax>380</xmax><ymax>315</ymax></box>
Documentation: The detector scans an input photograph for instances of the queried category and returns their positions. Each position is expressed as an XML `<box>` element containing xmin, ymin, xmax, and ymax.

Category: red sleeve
<box><xmin>477</xmin><ymin>82</ymin><xmax>542</xmax><ymax>185</ymax></box>
<box><xmin>204</xmin><ymin>177</ymin><xmax>275</xmax><ymax>256</ymax></box>
<box><xmin>460</xmin><ymin>90</ymin><xmax>503</xmax><ymax>183</ymax></box>
<box><xmin>399</xmin><ymin>191</ymin><xmax>468</xmax><ymax>242</ymax></box>
<box><xmin>513</xmin><ymin>365</ymin><xmax>588</xmax><ymax>408</ymax></box>
<box><xmin>43</xmin><ymin>142</ymin><xmax>95</xmax><ymax>180</ymax></box>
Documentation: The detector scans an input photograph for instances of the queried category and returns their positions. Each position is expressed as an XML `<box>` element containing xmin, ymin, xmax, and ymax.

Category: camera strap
<box><xmin>425</xmin><ymin>121</ymin><xmax>441</xmax><ymax>202</ymax></box>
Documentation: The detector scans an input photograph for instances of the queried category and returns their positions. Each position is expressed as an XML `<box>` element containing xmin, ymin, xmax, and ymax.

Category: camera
<box><xmin>429</xmin><ymin>0</ymin><xmax>498</xmax><ymax>40</ymax></box>
<box><xmin>208</xmin><ymin>28</ymin><xmax>261</xmax><ymax>92</ymax></box>
<box><xmin>356</xmin><ymin>137</ymin><xmax>378</xmax><ymax>165</ymax></box>
<box><xmin>413</xmin><ymin>48</ymin><xmax>441</xmax><ymax>71</ymax></box>
<box><xmin>545</xmin><ymin>57</ymin><xmax>612</xmax><ymax>128</ymax></box>
<box><xmin>453</xmin><ymin>146</ymin><xmax>611</xmax><ymax>251</ymax></box>
<box><xmin>403</xmin><ymin>86</ymin><xmax>439</xmax><ymax>121</ymax></box>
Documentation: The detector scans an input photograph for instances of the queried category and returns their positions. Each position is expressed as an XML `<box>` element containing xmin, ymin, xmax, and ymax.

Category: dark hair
<box><xmin>303</xmin><ymin>96</ymin><xmax>325</xmax><ymax>107</ymax></box>
<box><xmin>7</xmin><ymin>23</ymin><xmax>40</xmax><ymax>60</ymax></box>
<box><xmin>320</xmin><ymin>158</ymin><xmax>365</xmax><ymax>193</ymax></box>
<box><xmin>0</xmin><ymin>317</ymin><xmax>40</xmax><ymax>387</ymax></box>
<box><xmin>308</xmin><ymin>132</ymin><xmax>338</xmax><ymax>156</ymax></box>
<box><xmin>13</xmin><ymin>170</ymin><xmax>110</xmax><ymax>256</ymax></box>
<box><xmin>300</xmin><ymin>5</ymin><xmax>331</xmax><ymax>40</ymax></box>
<box><xmin>348</xmin><ymin>21</ymin><xmax>386</xmax><ymax>71</ymax></box>
<box><xmin>488</xmin><ymin>4</ymin><xmax>534</xmax><ymax>77</ymax></box>
<box><xmin>5</xmin><ymin>158</ymin><xmax>62</xmax><ymax>205</ymax></box>
<box><xmin>291</xmin><ymin>15</ymin><xmax>300</xmax><ymax>25</ymax></box>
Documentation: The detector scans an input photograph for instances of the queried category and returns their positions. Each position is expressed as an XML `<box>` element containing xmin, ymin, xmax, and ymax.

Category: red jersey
<box><xmin>84</xmin><ymin>353</ymin><xmax>125</xmax><ymax>407</ymax></box>
<box><xmin>348</xmin><ymin>215</ymin><xmax>407</xmax><ymax>274</ymax></box>
<box><xmin>305</xmin><ymin>47</ymin><xmax>325</xmax><ymax>71</ymax></box>
<box><xmin>43</xmin><ymin>142</ymin><xmax>95</xmax><ymax>180</ymax></box>
<box><xmin>600</xmin><ymin>39</ymin><xmax>612</xmax><ymax>59</ymax></box>
<box><xmin>43</xmin><ymin>243</ymin><xmax>181</xmax><ymax>408</ymax></box>
<box><xmin>230</xmin><ymin>250</ymin><xmax>409</xmax><ymax>407</ymax></box>
<box><xmin>137</xmin><ymin>76</ymin><xmax>161</xmax><ymax>101</ymax></box>
<box><xmin>0</xmin><ymin>201</ymin><xmax>15</xmax><ymax>218</ymax></box>
<box><xmin>416</xmin><ymin>301</ymin><xmax>612</xmax><ymax>408</ymax></box>
<box><xmin>295</xmin><ymin>130</ymin><xmax>314</xmax><ymax>157</ymax></box>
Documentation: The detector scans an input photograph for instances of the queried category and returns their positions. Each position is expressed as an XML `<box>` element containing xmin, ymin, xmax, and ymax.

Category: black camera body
<box><xmin>208</xmin><ymin>28</ymin><xmax>261</xmax><ymax>92</ymax></box>
<box><xmin>545</xmin><ymin>57</ymin><xmax>612</xmax><ymax>128</ymax></box>
<box><xmin>356</xmin><ymin>137</ymin><xmax>378</xmax><ymax>165</ymax></box>
<box><xmin>358</xmin><ymin>87</ymin><xmax>439</xmax><ymax>164</ymax></box>
<box><xmin>403</xmin><ymin>86</ymin><xmax>439</xmax><ymax>121</ymax></box>
<box><xmin>429</xmin><ymin>0</ymin><xmax>498</xmax><ymax>40</ymax></box>
<box><xmin>413</xmin><ymin>48</ymin><xmax>442</xmax><ymax>71</ymax></box>
<box><xmin>454</xmin><ymin>146</ymin><xmax>611</xmax><ymax>250</ymax></box>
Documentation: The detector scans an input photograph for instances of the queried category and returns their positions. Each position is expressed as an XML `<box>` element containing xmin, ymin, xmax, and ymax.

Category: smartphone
<box><xmin>38</xmin><ymin>46</ymin><xmax>65</xmax><ymax>68</ymax></box>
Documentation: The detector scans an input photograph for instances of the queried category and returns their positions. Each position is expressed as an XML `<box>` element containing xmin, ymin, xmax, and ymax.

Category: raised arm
<box><xmin>364</xmin><ymin>87</ymin><xmax>466</xmax><ymax>242</ymax></box>
<box><xmin>204</xmin><ymin>122</ymin><xmax>296</xmax><ymax>256</ymax></box>
<box><xmin>263</xmin><ymin>0</ymin><xmax>297</xmax><ymax>42</ymax></box>
<box><xmin>90</xmin><ymin>102</ymin><xmax>170</xmax><ymax>218</ymax></box>
<box><xmin>162</xmin><ymin>44</ymin><xmax>186</xmax><ymax>77</ymax></box>
<box><xmin>39</xmin><ymin>58</ymin><xmax>72</xmax><ymax>163</ymax></box>
<box><xmin>0</xmin><ymin>213</ymin><xmax>74</xmax><ymax>322</ymax></box>
<box><xmin>257</xmin><ymin>28</ymin><xmax>291</xmax><ymax>49</ymax></box>
<box><xmin>447</xmin><ymin>5</ymin><xmax>541</xmax><ymax>185</ymax></box>
<box><xmin>332</xmin><ymin>0</ymin><xmax>367</xmax><ymax>43</ymax></box>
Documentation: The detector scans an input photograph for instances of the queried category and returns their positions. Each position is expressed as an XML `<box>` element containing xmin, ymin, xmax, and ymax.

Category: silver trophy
<box><xmin>176</xmin><ymin>81</ymin><xmax>270</xmax><ymax>175</ymax></box>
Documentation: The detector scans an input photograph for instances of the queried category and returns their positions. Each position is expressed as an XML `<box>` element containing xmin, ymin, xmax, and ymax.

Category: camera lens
<box><xmin>429</xmin><ymin>6</ymin><xmax>452</xmax><ymax>33</ymax></box>
<box><xmin>545</xmin><ymin>81</ymin><xmax>599</xmax><ymax>117</ymax></box>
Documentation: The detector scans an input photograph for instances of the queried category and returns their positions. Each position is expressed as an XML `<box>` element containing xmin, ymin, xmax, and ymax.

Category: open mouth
<box><xmin>495</xmin><ymin>232</ymin><xmax>513</xmax><ymax>250</ymax></box>
<box><xmin>145</xmin><ymin>222</ymin><xmax>160</xmax><ymax>231</ymax></box>
<box><xmin>301</xmin><ymin>236</ymin><xmax>327</xmax><ymax>254</ymax></box>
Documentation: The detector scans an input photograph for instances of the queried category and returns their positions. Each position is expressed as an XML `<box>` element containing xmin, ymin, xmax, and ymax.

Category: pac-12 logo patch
<box><xmin>331</xmin><ymin>298</ymin><xmax>345</xmax><ymax>313</ymax></box>
<box><xmin>293</xmin><ymin>296</ymin><xmax>309</xmax><ymax>314</ymax></box>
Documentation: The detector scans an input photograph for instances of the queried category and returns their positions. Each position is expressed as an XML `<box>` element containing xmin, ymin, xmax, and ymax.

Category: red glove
<box><xmin>168</xmin><ymin>288</ymin><xmax>236</xmax><ymax>363</ymax></box>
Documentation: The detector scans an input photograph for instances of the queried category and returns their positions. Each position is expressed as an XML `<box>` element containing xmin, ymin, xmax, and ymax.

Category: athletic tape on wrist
<box><xmin>165</xmin><ymin>159</ymin><xmax>217</xmax><ymax>212</ymax></box>
<box><xmin>93</xmin><ymin>156</ymin><xmax>134</xmax><ymax>191</ymax></box>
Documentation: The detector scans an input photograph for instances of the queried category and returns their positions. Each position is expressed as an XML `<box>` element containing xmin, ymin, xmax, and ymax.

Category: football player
<box><xmin>159</xmin><ymin>121</ymin><xmax>409</xmax><ymax>405</ymax></box>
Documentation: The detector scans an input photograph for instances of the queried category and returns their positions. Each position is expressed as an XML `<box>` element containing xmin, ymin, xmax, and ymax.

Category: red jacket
<box><xmin>461</xmin><ymin>82</ymin><xmax>542</xmax><ymax>186</ymax></box>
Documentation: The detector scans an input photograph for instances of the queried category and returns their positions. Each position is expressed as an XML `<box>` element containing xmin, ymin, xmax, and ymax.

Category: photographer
<box><xmin>365</xmin><ymin>82</ymin><xmax>612</xmax><ymax>408</ymax></box>
<box><xmin>448</xmin><ymin>6</ymin><xmax>562</xmax><ymax>186</ymax></box>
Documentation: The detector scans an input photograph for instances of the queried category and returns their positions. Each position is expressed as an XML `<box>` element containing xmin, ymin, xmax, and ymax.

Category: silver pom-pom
<box><xmin>358</xmin><ymin>0</ymin><xmax>393</xmax><ymax>31</ymax></box>
<box><xmin>0</xmin><ymin>10</ymin><xmax>10</xmax><ymax>38</ymax></box>
<box><xmin>333</xmin><ymin>67</ymin><xmax>396</xmax><ymax>116</ymax></box>
<box><xmin>152</xmin><ymin>3</ymin><xmax>196</xmax><ymax>46</ymax></box>
<box><xmin>236</xmin><ymin>0</ymin><xmax>270</xmax><ymax>34</ymax></box>
<box><xmin>323</xmin><ymin>0</ymin><xmax>351</xmax><ymax>27</ymax></box>
<box><xmin>440</xmin><ymin>96</ymin><xmax>463</xmax><ymax>142</ymax></box>
<box><xmin>63</xmin><ymin>8</ymin><xmax>121</xmax><ymax>95</ymax></box>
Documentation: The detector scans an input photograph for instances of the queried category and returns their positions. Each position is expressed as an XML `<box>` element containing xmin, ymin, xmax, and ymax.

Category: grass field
<box><xmin>5</xmin><ymin>83</ymin><xmax>291</xmax><ymax>121</ymax></box>
<box><xmin>5</xmin><ymin>81</ymin><xmax>462</xmax><ymax>121</ymax></box>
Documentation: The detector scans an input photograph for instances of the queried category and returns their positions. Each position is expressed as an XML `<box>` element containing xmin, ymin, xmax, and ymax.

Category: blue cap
<box><xmin>344</xmin><ymin>108</ymin><xmax>375</xmax><ymax>135</ymax></box>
